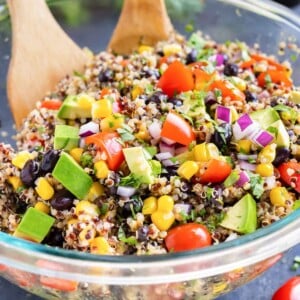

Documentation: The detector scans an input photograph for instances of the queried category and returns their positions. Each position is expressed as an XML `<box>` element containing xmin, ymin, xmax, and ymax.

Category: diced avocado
<box><xmin>14</xmin><ymin>207</ymin><xmax>55</xmax><ymax>243</ymax></box>
<box><xmin>52</xmin><ymin>152</ymin><xmax>93</xmax><ymax>200</ymax></box>
<box><xmin>267</xmin><ymin>120</ymin><xmax>290</xmax><ymax>148</ymax></box>
<box><xmin>250</xmin><ymin>107</ymin><xmax>280</xmax><ymax>129</ymax></box>
<box><xmin>220</xmin><ymin>193</ymin><xmax>257</xmax><ymax>234</ymax></box>
<box><xmin>123</xmin><ymin>147</ymin><xmax>154</xmax><ymax>184</ymax></box>
<box><xmin>181</xmin><ymin>91</ymin><xmax>206</xmax><ymax>117</ymax></box>
<box><xmin>57</xmin><ymin>94</ymin><xmax>93</xmax><ymax>120</ymax></box>
<box><xmin>54</xmin><ymin>125</ymin><xmax>79</xmax><ymax>151</ymax></box>
<box><xmin>289</xmin><ymin>90</ymin><xmax>300</xmax><ymax>104</ymax></box>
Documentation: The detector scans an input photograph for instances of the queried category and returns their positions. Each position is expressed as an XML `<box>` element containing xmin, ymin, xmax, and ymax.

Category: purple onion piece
<box><xmin>148</xmin><ymin>122</ymin><xmax>161</xmax><ymax>140</ymax></box>
<box><xmin>216</xmin><ymin>105</ymin><xmax>231</xmax><ymax>123</ymax></box>
<box><xmin>237</xmin><ymin>154</ymin><xmax>258</xmax><ymax>161</ymax></box>
<box><xmin>252</xmin><ymin>130</ymin><xmax>274</xmax><ymax>147</ymax></box>
<box><xmin>162</xmin><ymin>159</ymin><xmax>176</xmax><ymax>167</ymax></box>
<box><xmin>117</xmin><ymin>186</ymin><xmax>136</xmax><ymax>197</ymax></box>
<box><xmin>236</xmin><ymin>171</ymin><xmax>250</xmax><ymax>187</ymax></box>
<box><xmin>156</xmin><ymin>152</ymin><xmax>173</xmax><ymax>161</ymax></box>
<box><xmin>79</xmin><ymin>121</ymin><xmax>99</xmax><ymax>137</ymax></box>
<box><xmin>175</xmin><ymin>145</ymin><xmax>188</xmax><ymax>155</ymax></box>
<box><xmin>238</xmin><ymin>160</ymin><xmax>257</xmax><ymax>172</ymax></box>
<box><xmin>237</xmin><ymin>114</ymin><xmax>253</xmax><ymax>131</ymax></box>
<box><xmin>161</xmin><ymin>137</ymin><xmax>176</xmax><ymax>145</ymax></box>
<box><xmin>159</xmin><ymin>142</ymin><xmax>175</xmax><ymax>156</ymax></box>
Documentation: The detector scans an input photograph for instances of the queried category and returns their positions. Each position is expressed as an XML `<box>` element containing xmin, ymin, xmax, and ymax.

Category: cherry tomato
<box><xmin>196</xmin><ymin>159</ymin><xmax>232</xmax><ymax>184</ymax></box>
<box><xmin>85</xmin><ymin>132</ymin><xmax>124</xmax><ymax>171</ymax></box>
<box><xmin>193</xmin><ymin>68</ymin><xmax>216</xmax><ymax>91</ymax></box>
<box><xmin>165</xmin><ymin>223</ymin><xmax>212</xmax><ymax>252</ymax></box>
<box><xmin>272</xmin><ymin>277</ymin><xmax>300</xmax><ymax>300</ymax></box>
<box><xmin>210</xmin><ymin>80</ymin><xmax>246</xmax><ymax>102</ymax></box>
<box><xmin>161</xmin><ymin>112</ymin><xmax>195</xmax><ymax>146</ymax></box>
<box><xmin>157</xmin><ymin>61</ymin><xmax>194</xmax><ymax>97</ymax></box>
<box><xmin>278</xmin><ymin>162</ymin><xmax>300</xmax><ymax>193</ymax></box>
<box><xmin>257</xmin><ymin>70</ymin><xmax>292</xmax><ymax>88</ymax></box>
<box><xmin>100</xmin><ymin>87</ymin><xmax>112</xmax><ymax>98</ymax></box>
<box><xmin>40</xmin><ymin>99</ymin><xmax>62</xmax><ymax>110</ymax></box>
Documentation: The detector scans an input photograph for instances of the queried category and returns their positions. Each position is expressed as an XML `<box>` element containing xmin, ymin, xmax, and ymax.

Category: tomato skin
<box><xmin>85</xmin><ymin>132</ymin><xmax>124</xmax><ymax>171</ymax></box>
<box><xmin>157</xmin><ymin>61</ymin><xmax>194</xmax><ymax>97</ymax></box>
<box><xmin>165</xmin><ymin>223</ymin><xmax>212</xmax><ymax>252</ymax></box>
<box><xmin>278</xmin><ymin>162</ymin><xmax>300</xmax><ymax>193</ymax></box>
<box><xmin>40</xmin><ymin>99</ymin><xmax>62</xmax><ymax>110</ymax></box>
<box><xmin>272</xmin><ymin>277</ymin><xmax>300</xmax><ymax>300</ymax></box>
<box><xmin>161</xmin><ymin>112</ymin><xmax>195</xmax><ymax>146</ymax></box>
<box><xmin>193</xmin><ymin>68</ymin><xmax>216</xmax><ymax>91</ymax></box>
<box><xmin>257</xmin><ymin>70</ymin><xmax>292</xmax><ymax>88</ymax></box>
<box><xmin>196</xmin><ymin>159</ymin><xmax>232</xmax><ymax>184</ymax></box>
<box><xmin>210</xmin><ymin>80</ymin><xmax>246</xmax><ymax>102</ymax></box>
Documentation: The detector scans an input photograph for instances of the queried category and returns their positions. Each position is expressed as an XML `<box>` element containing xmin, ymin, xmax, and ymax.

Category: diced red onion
<box><xmin>159</xmin><ymin>142</ymin><xmax>175</xmax><ymax>156</ymax></box>
<box><xmin>162</xmin><ymin>159</ymin><xmax>176</xmax><ymax>167</ymax></box>
<box><xmin>174</xmin><ymin>203</ymin><xmax>192</xmax><ymax>215</ymax></box>
<box><xmin>175</xmin><ymin>145</ymin><xmax>188</xmax><ymax>155</ymax></box>
<box><xmin>112</xmin><ymin>100</ymin><xmax>121</xmax><ymax>113</ymax></box>
<box><xmin>79</xmin><ymin>121</ymin><xmax>99</xmax><ymax>137</ymax></box>
<box><xmin>216</xmin><ymin>105</ymin><xmax>231</xmax><ymax>123</ymax></box>
<box><xmin>148</xmin><ymin>122</ymin><xmax>161</xmax><ymax>140</ymax></box>
<box><xmin>161</xmin><ymin>137</ymin><xmax>176</xmax><ymax>145</ymax></box>
<box><xmin>238</xmin><ymin>160</ymin><xmax>257</xmax><ymax>171</ymax></box>
<box><xmin>233</xmin><ymin>114</ymin><xmax>260</xmax><ymax>140</ymax></box>
<box><xmin>117</xmin><ymin>186</ymin><xmax>136</xmax><ymax>197</ymax></box>
<box><xmin>258</xmin><ymin>90</ymin><xmax>270</xmax><ymax>100</ymax></box>
<box><xmin>251</xmin><ymin>130</ymin><xmax>274</xmax><ymax>147</ymax></box>
<box><xmin>209</xmin><ymin>54</ymin><xmax>225</xmax><ymax>66</ymax></box>
<box><xmin>79</xmin><ymin>138</ymin><xmax>86</xmax><ymax>148</ymax></box>
<box><xmin>235</xmin><ymin>171</ymin><xmax>250</xmax><ymax>187</ymax></box>
<box><xmin>156</xmin><ymin>152</ymin><xmax>173</xmax><ymax>161</ymax></box>
<box><xmin>237</xmin><ymin>154</ymin><xmax>258</xmax><ymax>161</ymax></box>
<box><xmin>237</xmin><ymin>114</ymin><xmax>253</xmax><ymax>131</ymax></box>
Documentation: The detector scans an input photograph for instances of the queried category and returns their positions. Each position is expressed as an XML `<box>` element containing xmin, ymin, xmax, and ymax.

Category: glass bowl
<box><xmin>0</xmin><ymin>0</ymin><xmax>300</xmax><ymax>299</ymax></box>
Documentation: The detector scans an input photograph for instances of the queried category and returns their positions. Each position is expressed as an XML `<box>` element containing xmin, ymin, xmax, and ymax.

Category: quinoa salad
<box><xmin>0</xmin><ymin>31</ymin><xmax>300</xmax><ymax>256</ymax></box>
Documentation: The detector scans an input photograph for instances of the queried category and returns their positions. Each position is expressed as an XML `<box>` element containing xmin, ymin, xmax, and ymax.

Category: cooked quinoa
<box><xmin>1</xmin><ymin>31</ymin><xmax>299</xmax><ymax>255</ymax></box>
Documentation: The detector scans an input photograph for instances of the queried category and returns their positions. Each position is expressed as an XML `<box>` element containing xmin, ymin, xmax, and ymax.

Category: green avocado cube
<box><xmin>54</xmin><ymin>125</ymin><xmax>79</xmax><ymax>151</ymax></box>
<box><xmin>250</xmin><ymin>108</ymin><xmax>280</xmax><ymax>129</ymax></box>
<box><xmin>14</xmin><ymin>207</ymin><xmax>55</xmax><ymax>243</ymax></box>
<box><xmin>52</xmin><ymin>152</ymin><xmax>93</xmax><ymax>200</ymax></box>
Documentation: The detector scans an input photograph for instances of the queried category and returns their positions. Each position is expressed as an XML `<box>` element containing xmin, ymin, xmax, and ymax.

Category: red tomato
<box><xmin>100</xmin><ymin>87</ymin><xmax>111</xmax><ymax>98</ymax></box>
<box><xmin>161</xmin><ymin>112</ymin><xmax>195</xmax><ymax>146</ymax></box>
<box><xmin>278</xmin><ymin>162</ymin><xmax>300</xmax><ymax>193</ymax></box>
<box><xmin>193</xmin><ymin>68</ymin><xmax>215</xmax><ymax>91</ymax></box>
<box><xmin>257</xmin><ymin>70</ymin><xmax>292</xmax><ymax>88</ymax></box>
<box><xmin>196</xmin><ymin>159</ymin><xmax>232</xmax><ymax>184</ymax></box>
<box><xmin>272</xmin><ymin>277</ymin><xmax>300</xmax><ymax>300</ymax></box>
<box><xmin>240</xmin><ymin>58</ymin><xmax>256</xmax><ymax>69</ymax></box>
<box><xmin>40</xmin><ymin>99</ymin><xmax>62</xmax><ymax>110</ymax></box>
<box><xmin>251</xmin><ymin>54</ymin><xmax>287</xmax><ymax>72</ymax></box>
<box><xmin>85</xmin><ymin>132</ymin><xmax>124</xmax><ymax>171</ymax></box>
<box><xmin>210</xmin><ymin>80</ymin><xmax>246</xmax><ymax>102</ymax></box>
<box><xmin>165</xmin><ymin>223</ymin><xmax>212</xmax><ymax>252</ymax></box>
<box><xmin>157</xmin><ymin>61</ymin><xmax>194</xmax><ymax>97</ymax></box>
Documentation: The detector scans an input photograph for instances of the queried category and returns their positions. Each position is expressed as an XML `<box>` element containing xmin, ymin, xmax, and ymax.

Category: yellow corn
<box><xmin>138</xmin><ymin>45</ymin><xmax>154</xmax><ymax>54</ymax></box>
<box><xmin>94</xmin><ymin>160</ymin><xmax>109</xmax><ymax>179</ymax></box>
<box><xmin>142</xmin><ymin>196</ymin><xmax>158</xmax><ymax>215</ymax></box>
<box><xmin>237</xmin><ymin>140</ymin><xmax>252</xmax><ymax>154</ymax></box>
<box><xmin>75</xmin><ymin>200</ymin><xmax>100</xmax><ymax>217</ymax></box>
<box><xmin>70</xmin><ymin>148</ymin><xmax>84</xmax><ymax>163</ymax></box>
<box><xmin>131</xmin><ymin>86</ymin><xmax>144</xmax><ymax>100</ymax></box>
<box><xmin>157</xmin><ymin>195</ymin><xmax>174</xmax><ymax>213</ymax></box>
<box><xmin>280</xmin><ymin>111</ymin><xmax>293</xmax><ymax>121</ymax></box>
<box><xmin>177</xmin><ymin>160</ymin><xmax>199</xmax><ymax>180</ymax></box>
<box><xmin>35</xmin><ymin>177</ymin><xmax>54</xmax><ymax>201</ymax></box>
<box><xmin>34</xmin><ymin>202</ymin><xmax>50</xmax><ymax>214</ymax></box>
<box><xmin>256</xmin><ymin>163</ymin><xmax>274</xmax><ymax>177</ymax></box>
<box><xmin>7</xmin><ymin>176</ymin><xmax>22</xmax><ymax>191</ymax></box>
<box><xmin>270</xmin><ymin>187</ymin><xmax>291</xmax><ymax>207</ymax></box>
<box><xmin>163</xmin><ymin>44</ymin><xmax>182</xmax><ymax>56</ymax></box>
<box><xmin>90</xmin><ymin>237</ymin><xmax>112</xmax><ymax>255</ymax></box>
<box><xmin>193</xmin><ymin>143</ymin><xmax>219</xmax><ymax>162</ymax></box>
<box><xmin>229</xmin><ymin>106</ymin><xmax>239</xmax><ymax>122</ymax></box>
<box><xmin>86</xmin><ymin>182</ymin><xmax>105</xmax><ymax>202</ymax></box>
<box><xmin>100</xmin><ymin>114</ymin><xmax>125</xmax><ymax>132</ymax></box>
<box><xmin>151</xmin><ymin>211</ymin><xmax>175</xmax><ymax>231</ymax></box>
<box><xmin>92</xmin><ymin>99</ymin><xmax>113</xmax><ymax>119</ymax></box>
<box><xmin>258</xmin><ymin>143</ymin><xmax>276</xmax><ymax>163</ymax></box>
<box><xmin>230</xmin><ymin>76</ymin><xmax>247</xmax><ymax>91</ymax></box>
<box><xmin>12</xmin><ymin>151</ymin><xmax>33</xmax><ymax>169</ymax></box>
<box><xmin>135</xmin><ymin>130</ymin><xmax>150</xmax><ymax>141</ymax></box>
<box><xmin>77</xmin><ymin>94</ymin><xmax>95</xmax><ymax>109</ymax></box>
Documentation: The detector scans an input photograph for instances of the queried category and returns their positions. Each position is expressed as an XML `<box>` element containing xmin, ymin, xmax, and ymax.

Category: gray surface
<box><xmin>0</xmin><ymin>1</ymin><xmax>299</xmax><ymax>299</ymax></box>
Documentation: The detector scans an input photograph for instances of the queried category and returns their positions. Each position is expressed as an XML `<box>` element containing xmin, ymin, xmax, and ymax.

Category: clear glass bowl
<box><xmin>0</xmin><ymin>0</ymin><xmax>300</xmax><ymax>299</ymax></box>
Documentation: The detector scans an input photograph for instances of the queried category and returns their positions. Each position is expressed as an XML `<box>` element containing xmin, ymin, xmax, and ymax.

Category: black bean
<box><xmin>40</xmin><ymin>149</ymin><xmax>60</xmax><ymax>175</ymax></box>
<box><xmin>15</xmin><ymin>198</ymin><xmax>28</xmax><ymax>214</ymax></box>
<box><xmin>211</xmin><ymin>123</ymin><xmax>232</xmax><ymax>151</ymax></box>
<box><xmin>169</xmin><ymin>97</ymin><xmax>183</xmax><ymax>107</ymax></box>
<box><xmin>164</xmin><ymin>165</ymin><xmax>179</xmax><ymax>179</ymax></box>
<box><xmin>118</xmin><ymin>196</ymin><xmax>143</xmax><ymax>218</ymax></box>
<box><xmin>43</xmin><ymin>228</ymin><xmax>64</xmax><ymax>247</ymax></box>
<box><xmin>223</xmin><ymin>63</ymin><xmax>239</xmax><ymax>76</ymax></box>
<box><xmin>98</xmin><ymin>69</ymin><xmax>114</xmax><ymax>82</ymax></box>
<box><xmin>186</xmin><ymin>49</ymin><xmax>198</xmax><ymax>64</ymax></box>
<box><xmin>141</xmin><ymin>68</ymin><xmax>160</xmax><ymax>79</ymax></box>
<box><xmin>204</xmin><ymin>91</ymin><xmax>217</xmax><ymax>106</ymax></box>
<box><xmin>245</xmin><ymin>90</ymin><xmax>257</xmax><ymax>102</ymax></box>
<box><xmin>145</xmin><ymin>91</ymin><xmax>167</xmax><ymax>105</ymax></box>
<box><xmin>137</xmin><ymin>226</ymin><xmax>149</xmax><ymax>242</ymax></box>
<box><xmin>20</xmin><ymin>159</ymin><xmax>40</xmax><ymax>187</ymax></box>
<box><xmin>51</xmin><ymin>189</ymin><xmax>74</xmax><ymax>211</ymax></box>
<box><xmin>273</xmin><ymin>147</ymin><xmax>290</xmax><ymax>166</ymax></box>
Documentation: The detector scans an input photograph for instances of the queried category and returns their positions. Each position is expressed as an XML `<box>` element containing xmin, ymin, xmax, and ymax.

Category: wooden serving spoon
<box><xmin>108</xmin><ymin>0</ymin><xmax>174</xmax><ymax>54</ymax></box>
<box><xmin>7</xmin><ymin>0</ymin><xmax>87</xmax><ymax>128</ymax></box>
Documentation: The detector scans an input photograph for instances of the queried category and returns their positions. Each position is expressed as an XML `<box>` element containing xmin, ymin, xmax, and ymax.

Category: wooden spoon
<box><xmin>108</xmin><ymin>0</ymin><xmax>174</xmax><ymax>54</ymax></box>
<box><xmin>7</xmin><ymin>0</ymin><xmax>87</xmax><ymax>128</ymax></box>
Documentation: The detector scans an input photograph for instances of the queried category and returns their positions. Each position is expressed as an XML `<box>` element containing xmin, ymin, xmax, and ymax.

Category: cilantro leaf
<box><xmin>119</xmin><ymin>173</ymin><xmax>143</xmax><ymax>188</ymax></box>
<box><xmin>248</xmin><ymin>172</ymin><xmax>264</xmax><ymax>198</ymax></box>
<box><xmin>117</xmin><ymin>227</ymin><xmax>137</xmax><ymax>246</ymax></box>
<box><xmin>117</xmin><ymin>125</ymin><xmax>135</xmax><ymax>142</ymax></box>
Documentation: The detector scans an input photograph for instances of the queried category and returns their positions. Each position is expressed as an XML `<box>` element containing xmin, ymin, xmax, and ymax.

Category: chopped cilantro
<box><xmin>264</xmin><ymin>74</ymin><xmax>272</xmax><ymax>85</ymax></box>
<box><xmin>188</xmin><ymin>33</ymin><xmax>205</xmax><ymax>51</ymax></box>
<box><xmin>149</xmin><ymin>160</ymin><xmax>162</xmax><ymax>176</ymax></box>
<box><xmin>119</xmin><ymin>173</ymin><xmax>143</xmax><ymax>188</ymax></box>
<box><xmin>214</xmin><ymin>89</ymin><xmax>222</xmax><ymax>98</ymax></box>
<box><xmin>117</xmin><ymin>125</ymin><xmax>135</xmax><ymax>142</ymax></box>
<box><xmin>268</xmin><ymin>126</ymin><xmax>278</xmax><ymax>138</ymax></box>
<box><xmin>248</xmin><ymin>172</ymin><xmax>264</xmax><ymax>198</ymax></box>
<box><xmin>117</xmin><ymin>227</ymin><xmax>137</xmax><ymax>246</ymax></box>
<box><xmin>100</xmin><ymin>203</ymin><xmax>109</xmax><ymax>216</ymax></box>
<box><xmin>145</xmin><ymin>84</ymin><xmax>154</xmax><ymax>94</ymax></box>
<box><xmin>206</xmin><ymin>187</ymin><xmax>214</xmax><ymax>200</ymax></box>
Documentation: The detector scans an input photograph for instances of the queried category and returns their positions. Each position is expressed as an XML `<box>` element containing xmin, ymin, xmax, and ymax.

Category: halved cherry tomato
<box><xmin>85</xmin><ymin>132</ymin><xmax>124</xmax><ymax>171</ymax></box>
<box><xmin>157</xmin><ymin>61</ymin><xmax>194</xmax><ymax>97</ymax></box>
<box><xmin>278</xmin><ymin>162</ymin><xmax>300</xmax><ymax>193</ymax></box>
<box><xmin>196</xmin><ymin>159</ymin><xmax>232</xmax><ymax>184</ymax></box>
<box><xmin>193</xmin><ymin>68</ymin><xmax>216</xmax><ymax>91</ymax></box>
<box><xmin>257</xmin><ymin>70</ymin><xmax>292</xmax><ymax>88</ymax></box>
<box><xmin>161</xmin><ymin>112</ymin><xmax>195</xmax><ymax>146</ymax></box>
<box><xmin>165</xmin><ymin>223</ymin><xmax>212</xmax><ymax>252</ymax></box>
<box><xmin>100</xmin><ymin>87</ymin><xmax>112</xmax><ymax>98</ymax></box>
<box><xmin>210</xmin><ymin>80</ymin><xmax>246</xmax><ymax>102</ymax></box>
<box><xmin>240</xmin><ymin>58</ymin><xmax>256</xmax><ymax>69</ymax></box>
<box><xmin>272</xmin><ymin>277</ymin><xmax>300</xmax><ymax>300</ymax></box>
<box><xmin>40</xmin><ymin>99</ymin><xmax>62</xmax><ymax>110</ymax></box>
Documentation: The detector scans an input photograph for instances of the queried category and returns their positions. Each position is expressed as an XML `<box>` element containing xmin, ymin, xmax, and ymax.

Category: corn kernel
<box><xmin>86</xmin><ymin>182</ymin><xmax>104</xmax><ymax>201</ymax></box>
<box><xmin>7</xmin><ymin>176</ymin><xmax>22</xmax><ymax>191</ymax></box>
<box><xmin>229</xmin><ymin>106</ymin><xmax>239</xmax><ymax>122</ymax></box>
<box><xmin>100</xmin><ymin>114</ymin><xmax>125</xmax><ymax>132</ymax></box>
<box><xmin>77</xmin><ymin>94</ymin><xmax>95</xmax><ymax>109</ymax></box>
<box><xmin>70</xmin><ymin>148</ymin><xmax>84</xmax><ymax>163</ymax></box>
<box><xmin>157</xmin><ymin>195</ymin><xmax>174</xmax><ymax>212</ymax></box>
<box><xmin>94</xmin><ymin>160</ymin><xmax>109</xmax><ymax>179</ymax></box>
<box><xmin>142</xmin><ymin>197</ymin><xmax>158</xmax><ymax>215</ymax></box>
<box><xmin>90</xmin><ymin>237</ymin><xmax>112</xmax><ymax>255</ymax></box>
<box><xmin>270</xmin><ymin>187</ymin><xmax>291</xmax><ymax>207</ymax></box>
<box><xmin>138</xmin><ymin>45</ymin><xmax>154</xmax><ymax>54</ymax></box>
<box><xmin>177</xmin><ymin>161</ymin><xmax>199</xmax><ymax>180</ymax></box>
<box><xmin>206</xmin><ymin>143</ymin><xmax>219</xmax><ymax>159</ymax></box>
<box><xmin>92</xmin><ymin>99</ymin><xmax>113</xmax><ymax>119</ymax></box>
<box><xmin>131</xmin><ymin>86</ymin><xmax>144</xmax><ymax>100</ymax></box>
<box><xmin>256</xmin><ymin>163</ymin><xmax>274</xmax><ymax>177</ymax></box>
<box><xmin>135</xmin><ymin>130</ymin><xmax>150</xmax><ymax>141</ymax></box>
<box><xmin>230</xmin><ymin>76</ymin><xmax>247</xmax><ymax>91</ymax></box>
<box><xmin>237</xmin><ymin>140</ymin><xmax>252</xmax><ymax>154</ymax></box>
<box><xmin>34</xmin><ymin>202</ymin><xmax>50</xmax><ymax>214</ymax></box>
<box><xmin>75</xmin><ymin>200</ymin><xmax>100</xmax><ymax>217</ymax></box>
<box><xmin>258</xmin><ymin>143</ymin><xmax>276</xmax><ymax>163</ymax></box>
<box><xmin>193</xmin><ymin>143</ymin><xmax>219</xmax><ymax>162</ymax></box>
<box><xmin>35</xmin><ymin>177</ymin><xmax>54</xmax><ymax>201</ymax></box>
<box><xmin>12</xmin><ymin>151</ymin><xmax>33</xmax><ymax>169</ymax></box>
<box><xmin>163</xmin><ymin>44</ymin><xmax>182</xmax><ymax>56</ymax></box>
<box><xmin>151</xmin><ymin>211</ymin><xmax>175</xmax><ymax>231</ymax></box>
